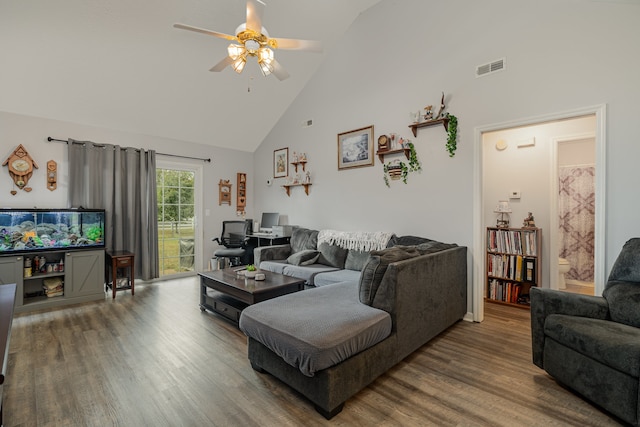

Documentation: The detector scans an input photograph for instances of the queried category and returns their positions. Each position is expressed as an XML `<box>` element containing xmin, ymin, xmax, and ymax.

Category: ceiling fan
<box><xmin>173</xmin><ymin>0</ymin><xmax>323</xmax><ymax>81</ymax></box>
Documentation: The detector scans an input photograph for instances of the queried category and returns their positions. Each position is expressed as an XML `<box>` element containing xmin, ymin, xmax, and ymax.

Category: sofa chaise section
<box><xmin>241</xmin><ymin>242</ymin><xmax>467</xmax><ymax>419</ymax></box>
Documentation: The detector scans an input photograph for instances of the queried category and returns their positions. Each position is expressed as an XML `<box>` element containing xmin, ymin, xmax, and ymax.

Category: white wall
<box><xmin>253</xmin><ymin>0</ymin><xmax>640</xmax><ymax>315</ymax></box>
<box><xmin>0</xmin><ymin>111</ymin><xmax>253</xmax><ymax>270</ymax></box>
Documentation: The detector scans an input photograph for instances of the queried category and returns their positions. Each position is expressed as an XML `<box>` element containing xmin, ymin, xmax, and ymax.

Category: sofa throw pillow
<box><xmin>287</xmin><ymin>249</ymin><xmax>320</xmax><ymax>266</ymax></box>
<box><xmin>317</xmin><ymin>242</ymin><xmax>348</xmax><ymax>268</ymax></box>
<box><xmin>603</xmin><ymin>281</ymin><xmax>640</xmax><ymax>328</ymax></box>
<box><xmin>388</xmin><ymin>235</ymin><xmax>434</xmax><ymax>247</ymax></box>
<box><xmin>345</xmin><ymin>250</ymin><xmax>370</xmax><ymax>271</ymax></box>
<box><xmin>359</xmin><ymin>246</ymin><xmax>420</xmax><ymax>306</ymax></box>
<box><xmin>290</xmin><ymin>228</ymin><xmax>319</xmax><ymax>254</ymax></box>
<box><xmin>416</xmin><ymin>241</ymin><xmax>457</xmax><ymax>254</ymax></box>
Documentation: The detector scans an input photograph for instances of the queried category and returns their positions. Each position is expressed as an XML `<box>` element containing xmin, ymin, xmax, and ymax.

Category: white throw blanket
<box><xmin>317</xmin><ymin>229</ymin><xmax>394</xmax><ymax>252</ymax></box>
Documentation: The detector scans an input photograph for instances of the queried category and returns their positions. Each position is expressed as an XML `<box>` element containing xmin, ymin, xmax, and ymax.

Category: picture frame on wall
<box><xmin>274</xmin><ymin>147</ymin><xmax>289</xmax><ymax>178</ymax></box>
<box><xmin>337</xmin><ymin>125</ymin><xmax>375</xmax><ymax>170</ymax></box>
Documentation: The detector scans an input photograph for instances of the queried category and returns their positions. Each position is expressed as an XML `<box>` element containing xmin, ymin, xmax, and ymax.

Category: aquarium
<box><xmin>0</xmin><ymin>209</ymin><xmax>105</xmax><ymax>254</ymax></box>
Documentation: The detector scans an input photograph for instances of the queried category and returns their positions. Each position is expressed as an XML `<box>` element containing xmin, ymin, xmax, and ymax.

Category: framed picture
<box><xmin>273</xmin><ymin>147</ymin><xmax>289</xmax><ymax>178</ymax></box>
<box><xmin>337</xmin><ymin>125</ymin><xmax>375</xmax><ymax>170</ymax></box>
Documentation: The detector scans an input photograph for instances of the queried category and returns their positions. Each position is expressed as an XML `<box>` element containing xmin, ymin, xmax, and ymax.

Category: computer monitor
<box><xmin>259</xmin><ymin>212</ymin><xmax>279</xmax><ymax>233</ymax></box>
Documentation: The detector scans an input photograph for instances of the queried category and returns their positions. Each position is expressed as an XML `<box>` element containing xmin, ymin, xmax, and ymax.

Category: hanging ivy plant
<box><xmin>383</xmin><ymin>142</ymin><xmax>422</xmax><ymax>187</ymax></box>
<box><xmin>406</xmin><ymin>142</ymin><xmax>421</xmax><ymax>172</ymax></box>
<box><xmin>446</xmin><ymin>114</ymin><xmax>458</xmax><ymax>157</ymax></box>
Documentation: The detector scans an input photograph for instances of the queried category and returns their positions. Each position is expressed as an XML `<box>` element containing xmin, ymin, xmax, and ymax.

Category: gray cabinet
<box><xmin>1</xmin><ymin>249</ymin><xmax>105</xmax><ymax>313</ymax></box>
<box><xmin>66</xmin><ymin>250</ymin><xmax>104</xmax><ymax>298</ymax></box>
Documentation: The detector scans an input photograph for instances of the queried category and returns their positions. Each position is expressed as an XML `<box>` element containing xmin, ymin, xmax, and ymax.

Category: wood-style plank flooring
<box><xmin>4</xmin><ymin>276</ymin><xmax>624</xmax><ymax>426</ymax></box>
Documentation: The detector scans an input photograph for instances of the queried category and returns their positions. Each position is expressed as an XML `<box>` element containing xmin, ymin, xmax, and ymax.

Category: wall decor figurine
<box><xmin>435</xmin><ymin>92</ymin><xmax>446</xmax><ymax>119</ymax></box>
<box><xmin>46</xmin><ymin>160</ymin><xmax>57</xmax><ymax>191</ymax></box>
<box><xmin>3</xmin><ymin>144</ymin><xmax>38</xmax><ymax>194</ymax></box>
<box><xmin>423</xmin><ymin>105</ymin><xmax>433</xmax><ymax>121</ymax></box>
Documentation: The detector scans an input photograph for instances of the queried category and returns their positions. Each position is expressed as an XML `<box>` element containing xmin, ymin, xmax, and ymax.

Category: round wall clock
<box><xmin>378</xmin><ymin>135</ymin><xmax>389</xmax><ymax>151</ymax></box>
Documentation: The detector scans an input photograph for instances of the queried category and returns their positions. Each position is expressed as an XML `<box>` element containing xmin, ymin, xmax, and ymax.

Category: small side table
<box><xmin>105</xmin><ymin>250</ymin><xmax>135</xmax><ymax>299</ymax></box>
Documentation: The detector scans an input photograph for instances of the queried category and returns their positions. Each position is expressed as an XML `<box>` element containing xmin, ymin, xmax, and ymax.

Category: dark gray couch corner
<box><xmin>530</xmin><ymin>237</ymin><xmax>640</xmax><ymax>426</ymax></box>
<box><xmin>240</xmin><ymin>243</ymin><xmax>467</xmax><ymax>419</ymax></box>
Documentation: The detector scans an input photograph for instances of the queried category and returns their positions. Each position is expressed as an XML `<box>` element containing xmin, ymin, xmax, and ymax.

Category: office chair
<box><xmin>212</xmin><ymin>220</ymin><xmax>249</xmax><ymax>267</ymax></box>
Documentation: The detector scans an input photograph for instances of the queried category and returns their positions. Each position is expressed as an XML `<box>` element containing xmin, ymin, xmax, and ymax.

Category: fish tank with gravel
<box><xmin>0</xmin><ymin>208</ymin><xmax>105</xmax><ymax>254</ymax></box>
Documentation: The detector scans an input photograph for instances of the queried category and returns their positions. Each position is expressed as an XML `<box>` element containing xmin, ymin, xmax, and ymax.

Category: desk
<box><xmin>105</xmin><ymin>250</ymin><xmax>134</xmax><ymax>298</ymax></box>
<box><xmin>247</xmin><ymin>234</ymin><xmax>290</xmax><ymax>247</ymax></box>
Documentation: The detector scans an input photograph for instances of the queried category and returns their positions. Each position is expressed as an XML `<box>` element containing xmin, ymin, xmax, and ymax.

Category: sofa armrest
<box><xmin>530</xmin><ymin>287</ymin><xmax>609</xmax><ymax>368</ymax></box>
<box><xmin>254</xmin><ymin>244</ymin><xmax>292</xmax><ymax>266</ymax></box>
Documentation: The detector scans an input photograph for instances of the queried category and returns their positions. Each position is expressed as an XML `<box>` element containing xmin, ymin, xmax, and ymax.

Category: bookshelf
<box><xmin>486</xmin><ymin>227</ymin><xmax>541</xmax><ymax>308</ymax></box>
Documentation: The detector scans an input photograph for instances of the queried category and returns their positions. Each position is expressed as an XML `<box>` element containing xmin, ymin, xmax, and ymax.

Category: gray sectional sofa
<box><xmin>240</xmin><ymin>232</ymin><xmax>467</xmax><ymax>419</ymax></box>
<box><xmin>531</xmin><ymin>238</ymin><xmax>640</xmax><ymax>426</ymax></box>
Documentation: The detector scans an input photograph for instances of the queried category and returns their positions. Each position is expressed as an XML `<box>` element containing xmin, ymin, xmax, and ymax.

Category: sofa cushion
<box><xmin>287</xmin><ymin>249</ymin><xmax>320</xmax><ymax>266</ymax></box>
<box><xmin>239</xmin><ymin>281</ymin><xmax>392</xmax><ymax>377</ymax></box>
<box><xmin>281</xmin><ymin>264</ymin><xmax>340</xmax><ymax>286</ymax></box>
<box><xmin>359</xmin><ymin>246</ymin><xmax>420</xmax><ymax>306</ymax></box>
<box><xmin>259</xmin><ymin>260</ymin><xmax>288</xmax><ymax>274</ymax></box>
<box><xmin>314</xmin><ymin>269</ymin><xmax>362</xmax><ymax>287</ymax></box>
<box><xmin>603</xmin><ymin>280</ymin><xmax>640</xmax><ymax>328</ymax></box>
<box><xmin>317</xmin><ymin>242</ymin><xmax>348</xmax><ymax>268</ymax></box>
<box><xmin>345</xmin><ymin>250</ymin><xmax>370</xmax><ymax>271</ymax></box>
<box><xmin>290</xmin><ymin>228</ymin><xmax>319</xmax><ymax>254</ymax></box>
<box><xmin>544</xmin><ymin>314</ymin><xmax>640</xmax><ymax>377</ymax></box>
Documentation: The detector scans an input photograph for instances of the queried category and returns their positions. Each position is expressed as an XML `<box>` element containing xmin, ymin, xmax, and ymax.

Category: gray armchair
<box><xmin>531</xmin><ymin>238</ymin><xmax>640</xmax><ymax>426</ymax></box>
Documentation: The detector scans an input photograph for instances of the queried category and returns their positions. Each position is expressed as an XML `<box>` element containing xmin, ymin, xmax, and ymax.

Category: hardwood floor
<box><xmin>5</xmin><ymin>276</ymin><xmax>624</xmax><ymax>426</ymax></box>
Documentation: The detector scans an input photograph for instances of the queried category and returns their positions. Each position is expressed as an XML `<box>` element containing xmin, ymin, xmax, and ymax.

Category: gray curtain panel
<box><xmin>68</xmin><ymin>139</ymin><xmax>159</xmax><ymax>280</ymax></box>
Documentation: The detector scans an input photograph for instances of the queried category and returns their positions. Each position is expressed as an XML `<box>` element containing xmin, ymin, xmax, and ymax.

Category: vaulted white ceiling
<box><xmin>0</xmin><ymin>0</ymin><xmax>381</xmax><ymax>152</ymax></box>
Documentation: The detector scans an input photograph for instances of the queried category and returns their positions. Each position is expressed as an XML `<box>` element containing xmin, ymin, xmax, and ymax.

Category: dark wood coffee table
<box><xmin>198</xmin><ymin>269</ymin><xmax>305</xmax><ymax>323</ymax></box>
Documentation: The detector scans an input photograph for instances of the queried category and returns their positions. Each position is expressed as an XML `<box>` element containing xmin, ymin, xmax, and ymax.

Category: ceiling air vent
<box><xmin>476</xmin><ymin>58</ymin><xmax>505</xmax><ymax>78</ymax></box>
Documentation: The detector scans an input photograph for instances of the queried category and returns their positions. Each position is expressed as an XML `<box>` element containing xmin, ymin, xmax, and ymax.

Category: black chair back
<box><xmin>219</xmin><ymin>221</ymin><xmax>249</xmax><ymax>248</ymax></box>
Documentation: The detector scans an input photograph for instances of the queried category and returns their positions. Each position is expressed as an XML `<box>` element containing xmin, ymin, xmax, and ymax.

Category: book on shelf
<box><xmin>524</xmin><ymin>257</ymin><xmax>536</xmax><ymax>282</ymax></box>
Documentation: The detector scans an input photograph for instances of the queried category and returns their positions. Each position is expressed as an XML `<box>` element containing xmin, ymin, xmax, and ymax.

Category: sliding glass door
<box><xmin>156</xmin><ymin>162</ymin><xmax>202</xmax><ymax>277</ymax></box>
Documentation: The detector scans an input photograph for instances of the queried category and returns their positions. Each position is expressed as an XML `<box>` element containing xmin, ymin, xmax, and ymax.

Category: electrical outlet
<box><xmin>510</xmin><ymin>190</ymin><xmax>521</xmax><ymax>199</ymax></box>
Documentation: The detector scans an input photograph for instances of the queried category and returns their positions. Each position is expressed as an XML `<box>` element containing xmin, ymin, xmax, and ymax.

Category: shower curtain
<box><xmin>558</xmin><ymin>165</ymin><xmax>595</xmax><ymax>282</ymax></box>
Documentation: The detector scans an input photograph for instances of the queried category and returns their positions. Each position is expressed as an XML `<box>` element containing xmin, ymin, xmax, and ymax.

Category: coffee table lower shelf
<box><xmin>201</xmin><ymin>291</ymin><xmax>248</xmax><ymax>323</ymax></box>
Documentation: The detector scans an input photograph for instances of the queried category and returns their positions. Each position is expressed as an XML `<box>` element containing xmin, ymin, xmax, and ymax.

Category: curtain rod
<box><xmin>47</xmin><ymin>137</ymin><xmax>212</xmax><ymax>163</ymax></box>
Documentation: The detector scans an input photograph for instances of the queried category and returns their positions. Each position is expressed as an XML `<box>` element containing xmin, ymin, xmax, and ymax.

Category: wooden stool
<box><xmin>105</xmin><ymin>250</ymin><xmax>134</xmax><ymax>299</ymax></box>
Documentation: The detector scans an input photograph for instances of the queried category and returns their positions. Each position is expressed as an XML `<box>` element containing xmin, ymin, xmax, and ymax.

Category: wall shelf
<box><xmin>408</xmin><ymin>117</ymin><xmax>449</xmax><ymax>138</ymax></box>
<box><xmin>376</xmin><ymin>148</ymin><xmax>410</xmax><ymax>163</ymax></box>
<box><xmin>282</xmin><ymin>183</ymin><xmax>311</xmax><ymax>196</ymax></box>
<box><xmin>291</xmin><ymin>160</ymin><xmax>307</xmax><ymax>173</ymax></box>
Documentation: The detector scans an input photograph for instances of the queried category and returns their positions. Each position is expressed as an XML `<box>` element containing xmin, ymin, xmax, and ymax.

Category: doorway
<box><xmin>472</xmin><ymin>105</ymin><xmax>606</xmax><ymax>322</ymax></box>
<box><xmin>551</xmin><ymin>135</ymin><xmax>596</xmax><ymax>296</ymax></box>
<box><xmin>156</xmin><ymin>161</ymin><xmax>203</xmax><ymax>277</ymax></box>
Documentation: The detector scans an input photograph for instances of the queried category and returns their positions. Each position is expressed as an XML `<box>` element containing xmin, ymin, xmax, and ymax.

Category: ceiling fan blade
<box><xmin>271</xmin><ymin>38</ymin><xmax>323</xmax><ymax>53</ymax></box>
<box><xmin>210</xmin><ymin>56</ymin><xmax>234</xmax><ymax>72</ymax></box>
<box><xmin>271</xmin><ymin>59</ymin><xmax>290</xmax><ymax>81</ymax></box>
<box><xmin>173</xmin><ymin>23</ymin><xmax>237</xmax><ymax>42</ymax></box>
<box><xmin>246</xmin><ymin>0</ymin><xmax>265</xmax><ymax>33</ymax></box>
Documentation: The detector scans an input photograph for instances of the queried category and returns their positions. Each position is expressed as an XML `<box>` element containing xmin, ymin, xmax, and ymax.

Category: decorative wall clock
<box><xmin>3</xmin><ymin>144</ymin><xmax>39</xmax><ymax>193</ymax></box>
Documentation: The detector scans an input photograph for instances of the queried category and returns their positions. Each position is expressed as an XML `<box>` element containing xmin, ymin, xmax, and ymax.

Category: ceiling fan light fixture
<box><xmin>232</xmin><ymin>57</ymin><xmax>247</xmax><ymax>73</ymax></box>
<box><xmin>258</xmin><ymin>47</ymin><xmax>273</xmax><ymax>64</ymax></box>
<box><xmin>259</xmin><ymin>60</ymin><xmax>273</xmax><ymax>76</ymax></box>
<box><xmin>227</xmin><ymin>44</ymin><xmax>246</xmax><ymax>60</ymax></box>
